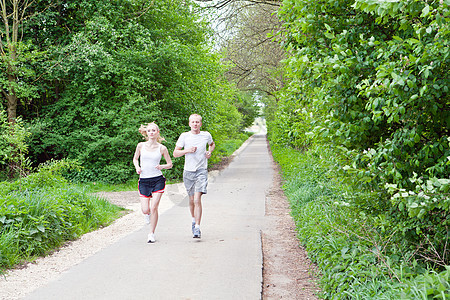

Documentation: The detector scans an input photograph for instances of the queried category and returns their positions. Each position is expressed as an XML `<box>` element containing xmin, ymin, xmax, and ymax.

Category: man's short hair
<box><xmin>189</xmin><ymin>114</ymin><xmax>202</xmax><ymax>121</ymax></box>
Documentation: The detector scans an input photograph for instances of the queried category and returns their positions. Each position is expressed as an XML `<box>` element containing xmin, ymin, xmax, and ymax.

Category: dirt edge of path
<box><xmin>261</xmin><ymin>141</ymin><xmax>320</xmax><ymax>299</ymax></box>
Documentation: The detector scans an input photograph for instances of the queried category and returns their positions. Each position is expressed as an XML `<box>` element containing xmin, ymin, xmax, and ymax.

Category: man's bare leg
<box><xmin>193</xmin><ymin>192</ymin><xmax>203</xmax><ymax>225</ymax></box>
<box><xmin>191</xmin><ymin>192</ymin><xmax>203</xmax><ymax>238</ymax></box>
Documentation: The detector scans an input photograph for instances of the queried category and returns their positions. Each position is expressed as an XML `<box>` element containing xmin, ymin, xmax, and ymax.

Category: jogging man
<box><xmin>173</xmin><ymin>114</ymin><xmax>215</xmax><ymax>238</ymax></box>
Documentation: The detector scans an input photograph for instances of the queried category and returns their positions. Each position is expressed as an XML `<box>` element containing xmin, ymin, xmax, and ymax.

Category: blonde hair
<box><xmin>189</xmin><ymin>114</ymin><xmax>202</xmax><ymax>122</ymax></box>
<box><xmin>139</xmin><ymin>122</ymin><xmax>165</xmax><ymax>143</ymax></box>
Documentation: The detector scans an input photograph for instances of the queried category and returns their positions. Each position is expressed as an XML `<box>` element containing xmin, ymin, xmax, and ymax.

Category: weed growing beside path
<box><xmin>270</xmin><ymin>144</ymin><xmax>450</xmax><ymax>299</ymax></box>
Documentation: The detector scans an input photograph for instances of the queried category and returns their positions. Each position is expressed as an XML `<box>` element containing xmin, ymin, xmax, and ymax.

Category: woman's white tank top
<box><xmin>140</xmin><ymin>144</ymin><xmax>163</xmax><ymax>178</ymax></box>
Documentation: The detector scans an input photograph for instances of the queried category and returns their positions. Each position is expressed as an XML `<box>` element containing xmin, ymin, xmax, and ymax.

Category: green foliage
<box><xmin>0</xmin><ymin>110</ymin><xmax>32</xmax><ymax>179</ymax></box>
<box><xmin>0</xmin><ymin>159</ymin><xmax>123</xmax><ymax>271</ymax></box>
<box><xmin>233</xmin><ymin>91</ymin><xmax>261</xmax><ymax>130</ymax></box>
<box><xmin>270</xmin><ymin>143</ymin><xmax>450</xmax><ymax>299</ymax></box>
<box><xmin>265</xmin><ymin>94</ymin><xmax>314</xmax><ymax>150</ymax></box>
<box><xmin>77</xmin><ymin>180</ymin><xmax>140</xmax><ymax>193</ymax></box>
<box><xmin>277</xmin><ymin>0</ymin><xmax>450</xmax><ymax>181</ymax></box>
<box><xmin>272</xmin><ymin>0</ymin><xmax>449</xmax><ymax>268</ymax></box>
<box><xmin>0</xmin><ymin>40</ymin><xmax>42</xmax><ymax>104</ymax></box>
<box><xmin>401</xmin><ymin>266</ymin><xmax>450</xmax><ymax>299</ymax></box>
<box><xmin>12</xmin><ymin>0</ymin><xmax>253</xmax><ymax>184</ymax></box>
<box><xmin>386</xmin><ymin>172</ymin><xmax>450</xmax><ymax>221</ymax></box>
<box><xmin>208</xmin><ymin>132</ymin><xmax>253</xmax><ymax>166</ymax></box>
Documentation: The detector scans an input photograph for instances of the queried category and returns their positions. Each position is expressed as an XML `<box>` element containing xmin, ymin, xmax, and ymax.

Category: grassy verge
<box><xmin>209</xmin><ymin>132</ymin><xmax>253</xmax><ymax>166</ymax></box>
<box><xmin>270</xmin><ymin>144</ymin><xmax>450</xmax><ymax>299</ymax></box>
<box><xmin>78</xmin><ymin>180</ymin><xmax>139</xmax><ymax>193</ymax></box>
<box><xmin>0</xmin><ymin>161</ymin><xmax>124</xmax><ymax>273</ymax></box>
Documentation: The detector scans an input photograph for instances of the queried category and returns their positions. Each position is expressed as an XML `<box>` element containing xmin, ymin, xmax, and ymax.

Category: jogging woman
<box><xmin>133</xmin><ymin>122</ymin><xmax>173</xmax><ymax>243</ymax></box>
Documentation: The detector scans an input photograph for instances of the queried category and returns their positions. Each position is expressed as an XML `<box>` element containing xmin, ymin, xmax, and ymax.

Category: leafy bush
<box><xmin>0</xmin><ymin>160</ymin><xmax>123</xmax><ymax>271</ymax></box>
<box><xmin>272</xmin><ymin>0</ymin><xmax>450</xmax><ymax>268</ymax></box>
<box><xmin>0</xmin><ymin>110</ymin><xmax>32</xmax><ymax>180</ymax></box>
<box><xmin>263</xmin><ymin>0</ymin><xmax>448</xmax><ymax>295</ymax></box>
<box><xmin>270</xmin><ymin>143</ymin><xmax>450</xmax><ymax>299</ymax></box>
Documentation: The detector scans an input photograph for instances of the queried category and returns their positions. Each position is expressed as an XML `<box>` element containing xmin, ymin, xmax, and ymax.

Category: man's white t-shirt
<box><xmin>176</xmin><ymin>131</ymin><xmax>213</xmax><ymax>172</ymax></box>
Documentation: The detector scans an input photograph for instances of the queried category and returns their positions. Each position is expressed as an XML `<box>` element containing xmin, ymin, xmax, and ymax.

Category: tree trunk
<box><xmin>1</xmin><ymin>0</ymin><xmax>20</xmax><ymax>124</ymax></box>
<box><xmin>6</xmin><ymin>92</ymin><xmax>18</xmax><ymax>123</ymax></box>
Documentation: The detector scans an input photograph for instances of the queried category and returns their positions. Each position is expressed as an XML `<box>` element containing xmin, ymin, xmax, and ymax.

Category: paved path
<box><xmin>26</xmin><ymin>134</ymin><xmax>273</xmax><ymax>300</ymax></box>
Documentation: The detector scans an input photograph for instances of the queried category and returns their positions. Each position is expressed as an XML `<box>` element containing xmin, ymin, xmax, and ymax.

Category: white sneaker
<box><xmin>144</xmin><ymin>214</ymin><xmax>150</xmax><ymax>225</ymax></box>
<box><xmin>147</xmin><ymin>233</ymin><xmax>156</xmax><ymax>243</ymax></box>
<box><xmin>193</xmin><ymin>227</ymin><xmax>201</xmax><ymax>239</ymax></box>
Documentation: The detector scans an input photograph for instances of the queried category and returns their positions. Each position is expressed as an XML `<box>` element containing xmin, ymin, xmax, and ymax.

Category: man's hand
<box><xmin>188</xmin><ymin>146</ymin><xmax>197</xmax><ymax>153</ymax></box>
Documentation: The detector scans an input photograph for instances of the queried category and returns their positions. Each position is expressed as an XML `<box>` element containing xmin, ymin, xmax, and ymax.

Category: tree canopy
<box><xmin>1</xmin><ymin>0</ymin><xmax>255</xmax><ymax>182</ymax></box>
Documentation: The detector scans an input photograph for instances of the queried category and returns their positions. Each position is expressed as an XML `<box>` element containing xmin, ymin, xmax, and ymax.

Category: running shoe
<box><xmin>144</xmin><ymin>214</ymin><xmax>150</xmax><ymax>225</ymax></box>
<box><xmin>147</xmin><ymin>233</ymin><xmax>156</xmax><ymax>243</ymax></box>
<box><xmin>193</xmin><ymin>227</ymin><xmax>201</xmax><ymax>239</ymax></box>
<box><xmin>192</xmin><ymin>222</ymin><xmax>195</xmax><ymax>234</ymax></box>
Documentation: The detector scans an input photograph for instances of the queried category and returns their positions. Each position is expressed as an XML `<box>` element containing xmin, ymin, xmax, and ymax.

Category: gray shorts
<box><xmin>183</xmin><ymin>169</ymin><xmax>208</xmax><ymax>196</ymax></box>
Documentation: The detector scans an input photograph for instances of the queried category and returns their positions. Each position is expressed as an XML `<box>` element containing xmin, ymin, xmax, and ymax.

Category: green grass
<box><xmin>0</xmin><ymin>161</ymin><xmax>124</xmax><ymax>273</ymax></box>
<box><xmin>77</xmin><ymin>179</ymin><xmax>139</xmax><ymax>193</ymax></box>
<box><xmin>209</xmin><ymin>132</ymin><xmax>253</xmax><ymax>166</ymax></box>
<box><xmin>270</xmin><ymin>144</ymin><xmax>450</xmax><ymax>299</ymax></box>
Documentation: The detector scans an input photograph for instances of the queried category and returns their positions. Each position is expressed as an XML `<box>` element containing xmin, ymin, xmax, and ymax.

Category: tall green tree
<box><xmin>272</xmin><ymin>0</ymin><xmax>449</xmax><ymax>262</ymax></box>
<box><xmin>0</xmin><ymin>0</ymin><xmax>38</xmax><ymax>123</ymax></box>
<box><xmin>1</xmin><ymin>0</ymin><xmax>94</xmax><ymax>122</ymax></box>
